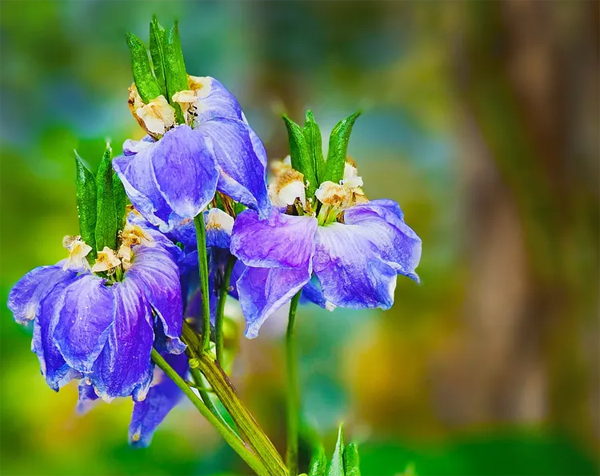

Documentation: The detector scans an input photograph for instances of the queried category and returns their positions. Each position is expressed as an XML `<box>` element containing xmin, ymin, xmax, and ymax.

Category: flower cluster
<box><xmin>8</xmin><ymin>17</ymin><xmax>422</xmax><ymax>458</ymax></box>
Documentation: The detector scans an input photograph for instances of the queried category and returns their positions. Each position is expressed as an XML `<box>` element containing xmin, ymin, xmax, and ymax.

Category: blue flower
<box><xmin>7</xmin><ymin>219</ymin><xmax>185</xmax><ymax>402</ymax></box>
<box><xmin>230</xmin><ymin>162</ymin><xmax>422</xmax><ymax>338</ymax></box>
<box><xmin>113</xmin><ymin>77</ymin><xmax>270</xmax><ymax>232</ymax></box>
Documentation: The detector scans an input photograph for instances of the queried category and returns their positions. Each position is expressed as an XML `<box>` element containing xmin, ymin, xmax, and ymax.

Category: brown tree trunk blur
<box><xmin>440</xmin><ymin>0</ymin><xmax>599</xmax><ymax>442</ymax></box>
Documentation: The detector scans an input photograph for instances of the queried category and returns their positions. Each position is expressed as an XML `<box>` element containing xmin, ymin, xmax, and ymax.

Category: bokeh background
<box><xmin>1</xmin><ymin>1</ymin><xmax>598</xmax><ymax>475</ymax></box>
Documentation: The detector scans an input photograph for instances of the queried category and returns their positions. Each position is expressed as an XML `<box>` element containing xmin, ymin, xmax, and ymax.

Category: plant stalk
<box><xmin>286</xmin><ymin>292</ymin><xmax>302</xmax><ymax>476</ymax></box>
<box><xmin>193</xmin><ymin>213</ymin><xmax>211</xmax><ymax>352</ymax></box>
<box><xmin>216</xmin><ymin>255</ymin><xmax>236</xmax><ymax>364</ymax></box>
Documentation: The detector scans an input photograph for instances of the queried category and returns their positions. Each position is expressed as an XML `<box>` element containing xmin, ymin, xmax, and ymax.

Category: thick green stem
<box><xmin>183</xmin><ymin>323</ymin><xmax>288</xmax><ymax>476</ymax></box>
<box><xmin>193</xmin><ymin>213</ymin><xmax>211</xmax><ymax>352</ymax></box>
<box><xmin>286</xmin><ymin>292</ymin><xmax>301</xmax><ymax>476</ymax></box>
<box><xmin>151</xmin><ymin>349</ymin><xmax>269</xmax><ymax>476</ymax></box>
<box><xmin>216</xmin><ymin>255</ymin><xmax>236</xmax><ymax>364</ymax></box>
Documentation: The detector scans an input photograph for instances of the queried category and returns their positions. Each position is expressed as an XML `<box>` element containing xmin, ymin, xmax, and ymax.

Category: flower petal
<box><xmin>199</xmin><ymin>119</ymin><xmax>271</xmax><ymax>218</ymax></box>
<box><xmin>150</xmin><ymin>126</ymin><xmax>219</xmax><ymax>223</ymax></box>
<box><xmin>7</xmin><ymin>265</ymin><xmax>77</xmax><ymax>325</ymax></box>
<box><xmin>205</xmin><ymin>208</ymin><xmax>234</xmax><ymax>249</ymax></box>
<box><xmin>237</xmin><ymin>266</ymin><xmax>312</xmax><ymax>339</ymax></box>
<box><xmin>89</xmin><ymin>278</ymin><xmax>154</xmax><ymax>401</ymax></box>
<box><xmin>34</xmin><ymin>280</ymin><xmax>81</xmax><ymax>390</ymax></box>
<box><xmin>129</xmin><ymin>352</ymin><xmax>188</xmax><ymax>448</ymax></box>
<box><xmin>195</xmin><ymin>77</ymin><xmax>243</xmax><ymax>122</ymax></box>
<box><xmin>53</xmin><ymin>275</ymin><xmax>116</xmax><ymax>373</ymax></box>
<box><xmin>127</xmin><ymin>245</ymin><xmax>185</xmax><ymax>354</ymax></box>
<box><xmin>76</xmin><ymin>380</ymin><xmax>100</xmax><ymax>414</ymax></box>
<box><xmin>343</xmin><ymin>199</ymin><xmax>422</xmax><ymax>281</ymax></box>
<box><xmin>313</xmin><ymin>223</ymin><xmax>399</xmax><ymax>309</ymax></box>
<box><xmin>231</xmin><ymin>210</ymin><xmax>317</xmax><ymax>269</ymax></box>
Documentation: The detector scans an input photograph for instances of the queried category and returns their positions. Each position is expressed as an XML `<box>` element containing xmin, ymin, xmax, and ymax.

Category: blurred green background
<box><xmin>1</xmin><ymin>1</ymin><xmax>598</xmax><ymax>475</ymax></box>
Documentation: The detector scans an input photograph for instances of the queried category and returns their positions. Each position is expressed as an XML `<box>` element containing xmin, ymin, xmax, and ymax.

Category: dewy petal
<box><xmin>150</xmin><ymin>125</ymin><xmax>219</xmax><ymax>222</ymax></box>
<box><xmin>129</xmin><ymin>352</ymin><xmax>188</xmax><ymax>448</ymax></box>
<box><xmin>89</xmin><ymin>278</ymin><xmax>154</xmax><ymax>401</ymax></box>
<box><xmin>53</xmin><ymin>275</ymin><xmax>116</xmax><ymax>373</ymax></box>
<box><xmin>8</xmin><ymin>265</ymin><xmax>78</xmax><ymax>325</ymax></box>
<box><xmin>231</xmin><ymin>210</ymin><xmax>317</xmax><ymax>269</ymax></box>
<box><xmin>127</xmin><ymin>245</ymin><xmax>185</xmax><ymax>354</ymax></box>
<box><xmin>34</xmin><ymin>279</ymin><xmax>81</xmax><ymax>390</ymax></box>
<box><xmin>313</xmin><ymin>223</ymin><xmax>399</xmax><ymax>309</ymax></box>
<box><xmin>114</xmin><ymin>126</ymin><xmax>219</xmax><ymax>232</ymax></box>
<box><xmin>343</xmin><ymin>199</ymin><xmax>422</xmax><ymax>281</ymax></box>
<box><xmin>198</xmin><ymin>119</ymin><xmax>271</xmax><ymax>218</ymax></box>
<box><xmin>237</xmin><ymin>266</ymin><xmax>312</xmax><ymax>339</ymax></box>
<box><xmin>194</xmin><ymin>76</ymin><xmax>243</xmax><ymax>122</ymax></box>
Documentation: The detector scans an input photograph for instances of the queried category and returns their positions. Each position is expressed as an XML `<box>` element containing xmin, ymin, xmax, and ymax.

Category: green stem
<box><xmin>183</xmin><ymin>323</ymin><xmax>288</xmax><ymax>476</ymax></box>
<box><xmin>286</xmin><ymin>292</ymin><xmax>302</xmax><ymax>476</ymax></box>
<box><xmin>151</xmin><ymin>349</ymin><xmax>269</xmax><ymax>476</ymax></box>
<box><xmin>216</xmin><ymin>255</ymin><xmax>236</xmax><ymax>364</ymax></box>
<box><xmin>193</xmin><ymin>213</ymin><xmax>211</xmax><ymax>352</ymax></box>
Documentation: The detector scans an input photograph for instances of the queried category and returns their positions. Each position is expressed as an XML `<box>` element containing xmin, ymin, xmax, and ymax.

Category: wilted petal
<box><xmin>127</xmin><ymin>246</ymin><xmax>185</xmax><ymax>354</ymax></box>
<box><xmin>53</xmin><ymin>275</ymin><xmax>116</xmax><ymax>373</ymax></box>
<box><xmin>231</xmin><ymin>210</ymin><xmax>317</xmax><ymax>269</ymax></box>
<box><xmin>237</xmin><ymin>266</ymin><xmax>311</xmax><ymax>339</ymax></box>
<box><xmin>8</xmin><ymin>265</ymin><xmax>77</xmax><ymax>325</ymax></box>
<box><xmin>205</xmin><ymin>208</ymin><xmax>234</xmax><ymax>249</ymax></box>
<box><xmin>129</xmin><ymin>352</ymin><xmax>188</xmax><ymax>448</ymax></box>
<box><xmin>199</xmin><ymin>119</ymin><xmax>270</xmax><ymax>218</ymax></box>
<box><xmin>343</xmin><ymin>199</ymin><xmax>422</xmax><ymax>281</ymax></box>
<box><xmin>313</xmin><ymin>223</ymin><xmax>399</xmax><ymax>309</ymax></box>
<box><xmin>89</xmin><ymin>278</ymin><xmax>154</xmax><ymax>401</ymax></box>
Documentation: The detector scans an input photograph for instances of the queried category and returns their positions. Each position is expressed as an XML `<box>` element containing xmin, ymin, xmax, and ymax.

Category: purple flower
<box><xmin>7</xmin><ymin>220</ymin><xmax>185</xmax><ymax>402</ymax></box>
<box><xmin>231</xmin><ymin>169</ymin><xmax>422</xmax><ymax>338</ymax></box>
<box><xmin>114</xmin><ymin>77</ymin><xmax>270</xmax><ymax>232</ymax></box>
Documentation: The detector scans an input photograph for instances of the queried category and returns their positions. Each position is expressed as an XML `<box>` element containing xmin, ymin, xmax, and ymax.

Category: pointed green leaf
<box><xmin>303</xmin><ymin>110</ymin><xmax>326</xmax><ymax>187</ymax></box>
<box><xmin>327</xmin><ymin>424</ymin><xmax>345</xmax><ymax>476</ymax></box>
<box><xmin>74</xmin><ymin>151</ymin><xmax>97</xmax><ymax>259</ymax></box>
<box><xmin>126</xmin><ymin>33</ymin><xmax>161</xmax><ymax>103</ymax></box>
<box><xmin>283</xmin><ymin>115</ymin><xmax>317</xmax><ymax>199</ymax></box>
<box><xmin>308</xmin><ymin>445</ymin><xmax>327</xmax><ymax>476</ymax></box>
<box><xmin>163</xmin><ymin>22</ymin><xmax>188</xmax><ymax>123</ymax></box>
<box><xmin>113</xmin><ymin>172</ymin><xmax>128</xmax><ymax>235</ymax></box>
<box><xmin>95</xmin><ymin>145</ymin><xmax>118</xmax><ymax>252</ymax></box>
<box><xmin>323</xmin><ymin>111</ymin><xmax>361</xmax><ymax>184</ymax></box>
<box><xmin>149</xmin><ymin>16</ymin><xmax>167</xmax><ymax>98</ymax></box>
<box><xmin>343</xmin><ymin>443</ymin><xmax>361</xmax><ymax>476</ymax></box>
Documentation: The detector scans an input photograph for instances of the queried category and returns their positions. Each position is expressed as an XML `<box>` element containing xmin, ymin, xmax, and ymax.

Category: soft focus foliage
<box><xmin>1</xmin><ymin>1</ymin><xmax>598</xmax><ymax>475</ymax></box>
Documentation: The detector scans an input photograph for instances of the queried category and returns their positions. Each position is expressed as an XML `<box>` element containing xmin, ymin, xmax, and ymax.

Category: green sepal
<box><xmin>149</xmin><ymin>16</ymin><xmax>168</xmax><ymax>98</ymax></box>
<box><xmin>308</xmin><ymin>445</ymin><xmax>327</xmax><ymax>476</ymax></box>
<box><xmin>323</xmin><ymin>111</ymin><xmax>361</xmax><ymax>184</ymax></box>
<box><xmin>343</xmin><ymin>443</ymin><xmax>361</xmax><ymax>476</ymax></box>
<box><xmin>283</xmin><ymin>115</ymin><xmax>317</xmax><ymax>199</ymax></box>
<box><xmin>113</xmin><ymin>172</ymin><xmax>128</xmax><ymax>235</ymax></box>
<box><xmin>303</xmin><ymin>110</ymin><xmax>326</xmax><ymax>186</ymax></box>
<box><xmin>74</xmin><ymin>151</ymin><xmax>97</xmax><ymax>260</ymax></box>
<box><xmin>163</xmin><ymin>22</ymin><xmax>188</xmax><ymax>123</ymax></box>
<box><xmin>126</xmin><ymin>33</ymin><xmax>161</xmax><ymax>104</ymax></box>
<box><xmin>95</xmin><ymin>145</ymin><xmax>118</xmax><ymax>252</ymax></box>
<box><xmin>327</xmin><ymin>424</ymin><xmax>345</xmax><ymax>476</ymax></box>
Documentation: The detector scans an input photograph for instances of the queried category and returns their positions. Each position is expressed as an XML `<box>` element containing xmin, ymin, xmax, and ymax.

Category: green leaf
<box><xmin>308</xmin><ymin>445</ymin><xmax>327</xmax><ymax>476</ymax></box>
<box><xmin>343</xmin><ymin>443</ymin><xmax>361</xmax><ymax>476</ymax></box>
<box><xmin>163</xmin><ymin>22</ymin><xmax>188</xmax><ymax>123</ymax></box>
<box><xmin>327</xmin><ymin>424</ymin><xmax>345</xmax><ymax>476</ymax></box>
<box><xmin>149</xmin><ymin>16</ymin><xmax>167</xmax><ymax>98</ymax></box>
<box><xmin>283</xmin><ymin>115</ymin><xmax>317</xmax><ymax>199</ymax></box>
<box><xmin>113</xmin><ymin>172</ymin><xmax>128</xmax><ymax>235</ymax></box>
<box><xmin>95</xmin><ymin>145</ymin><xmax>118</xmax><ymax>252</ymax></box>
<box><xmin>303</xmin><ymin>110</ymin><xmax>326</xmax><ymax>187</ymax></box>
<box><xmin>74</xmin><ymin>151</ymin><xmax>97</xmax><ymax>259</ymax></box>
<box><xmin>323</xmin><ymin>111</ymin><xmax>361</xmax><ymax>184</ymax></box>
<box><xmin>126</xmin><ymin>33</ymin><xmax>161</xmax><ymax>103</ymax></box>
